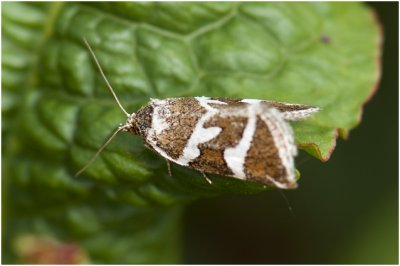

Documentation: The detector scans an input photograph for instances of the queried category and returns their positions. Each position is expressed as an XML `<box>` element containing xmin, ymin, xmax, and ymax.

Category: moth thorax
<box><xmin>129</xmin><ymin>104</ymin><xmax>154</xmax><ymax>137</ymax></box>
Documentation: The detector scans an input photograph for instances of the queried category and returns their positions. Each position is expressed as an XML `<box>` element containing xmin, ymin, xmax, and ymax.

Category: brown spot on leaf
<box><xmin>320</xmin><ymin>34</ymin><xmax>331</xmax><ymax>44</ymax></box>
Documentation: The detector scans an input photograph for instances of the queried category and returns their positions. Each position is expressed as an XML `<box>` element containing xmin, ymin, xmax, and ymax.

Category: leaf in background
<box><xmin>2</xmin><ymin>2</ymin><xmax>381</xmax><ymax>263</ymax></box>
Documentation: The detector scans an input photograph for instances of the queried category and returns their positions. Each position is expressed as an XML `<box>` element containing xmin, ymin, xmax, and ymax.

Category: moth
<box><xmin>77</xmin><ymin>39</ymin><xmax>319</xmax><ymax>189</ymax></box>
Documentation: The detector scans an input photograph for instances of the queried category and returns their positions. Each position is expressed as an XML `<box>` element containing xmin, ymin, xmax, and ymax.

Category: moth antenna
<box><xmin>74</xmin><ymin>125</ymin><xmax>126</xmax><ymax>177</ymax></box>
<box><xmin>83</xmin><ymin>38</ymin><xmax>129</xmax><ymax>117</ymax></box>
<box><xmin>277</xmin><ymin>189</ymin><xmax>296</xmax><ymax>219</ymax></box>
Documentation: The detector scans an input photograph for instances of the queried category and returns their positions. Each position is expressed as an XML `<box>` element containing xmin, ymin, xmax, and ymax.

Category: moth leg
<box><xmin>201</xmin><ymin>172</ymin><xmax>213</xmax><ymax>184</ymax></box>
<box><xmin>143</xmin><ymin>144</ymin><xmax>172</xmax><ymax>176</ymax></box>
<box><xmin>165</xmin><ymin>159</ymin><xmax>172</xmax><ymax>176</ymax></box>
<box><xmin>143</xmin><ymin>143</ymin><xmax>153</xmax><ymax>151</ymax></box>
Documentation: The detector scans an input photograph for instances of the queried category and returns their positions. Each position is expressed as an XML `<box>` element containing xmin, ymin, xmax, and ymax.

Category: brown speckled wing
<box><xmin>210</xmin><ymin>97</ymin><xmax>319</xmax><ymax>121</ymax></box>
<box><xmin>148</xmin><ymin>98</ymin><xmax>206</xmax><ymax>160</ymax></box>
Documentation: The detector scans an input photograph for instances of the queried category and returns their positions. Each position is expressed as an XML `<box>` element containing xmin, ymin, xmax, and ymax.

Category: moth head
<box><xmin>122</xmin><ymin>112</ymin><xmax>148</xmax><ymax>137</ymax></box>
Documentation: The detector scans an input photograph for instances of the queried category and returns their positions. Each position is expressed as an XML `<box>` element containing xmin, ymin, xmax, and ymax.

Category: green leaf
<box><xmin>2</xmin><ymin>2</ymin><xmax>381</xmax><ymax>263</ymax></box>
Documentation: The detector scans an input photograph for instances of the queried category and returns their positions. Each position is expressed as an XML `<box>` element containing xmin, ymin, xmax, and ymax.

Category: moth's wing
<box><xmin>244</xmin><ymin>103</ymin><xmax>298</xmax><ymax>189</ymax></box>
<box><xmin>210</xmin><ymin>97</ymin><xmax>319</xmax><ymax>121</ymax></box>
<box><xmin>143</xmin><ymin>98</ymin><xmax>207</xmax><ymax>163</ymax></box>
<box><xmin>260</xmin><ymin>100</ymin><xmax>320</xmax><ymax>121</ymax></box>
<box><xmin>187</xmin><ymin>103</ymin><xmax>250</xmax><ymax>178</ymax></box>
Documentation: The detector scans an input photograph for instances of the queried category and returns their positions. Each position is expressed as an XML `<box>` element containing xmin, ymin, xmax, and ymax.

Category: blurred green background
<box><xmin>183</xmin><ymin>3</ymin><xmax>398</xmax><ymax>264</ymax></box>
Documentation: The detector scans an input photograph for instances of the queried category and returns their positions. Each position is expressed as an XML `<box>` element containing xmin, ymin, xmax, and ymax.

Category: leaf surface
<box><xmin>3</xmin><ymin>2</ymin><xmax>381</xmax><ymax>263</ymax></box>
